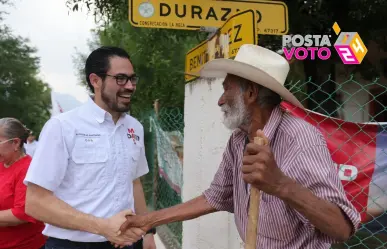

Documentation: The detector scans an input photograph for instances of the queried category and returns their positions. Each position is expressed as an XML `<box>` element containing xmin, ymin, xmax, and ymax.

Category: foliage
<box><xmin>67</xmin><ymin>0</ymin><xmax>207</xmax><ymax>116</ymax></box>
<box><xmin>0</xmin><ymin>5</ymin><xmax>52</xmax><ymax>137</ymax></box>
<box><xmin>72</xmin><ymin>30</ymin><xmax>100</xmax><ymax>87</ymax></box>
<box><xmin>257</xmin><ymin>0</ymin><xmax>387</xmax><ymax>115</ymax></box>
<box><xmin>0</xmin><ymin>0</ymin><xmax>11</xmax><ymax>21</ymax></box>
<box><xmin>67</xmin><ymin>0</ymin><xmax>387</xmax><ymax>117</ymax></box>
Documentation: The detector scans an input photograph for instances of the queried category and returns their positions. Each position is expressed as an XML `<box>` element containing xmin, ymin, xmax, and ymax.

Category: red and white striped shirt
<box><xmin>203</xmin><ymin>106</ymin><xmax>361</xmax><ymax>249</ymax></box>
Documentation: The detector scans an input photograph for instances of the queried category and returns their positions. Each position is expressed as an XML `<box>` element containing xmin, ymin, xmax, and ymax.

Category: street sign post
<box><xmin>129</xmin><ymin>0</ymin><xmax>288</xmax><ymax>35</ymax></box>
<box><xmin>184</xmin><ymin>9</ymin><xmax>257</xmax><ymax>82</ymax></box>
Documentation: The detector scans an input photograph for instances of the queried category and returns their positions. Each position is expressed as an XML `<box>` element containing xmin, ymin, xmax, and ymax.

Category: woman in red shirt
<box><xmin>0</xmin><ymin>118</ymin><xmax>46</xmax><ymax>249</ymax></box>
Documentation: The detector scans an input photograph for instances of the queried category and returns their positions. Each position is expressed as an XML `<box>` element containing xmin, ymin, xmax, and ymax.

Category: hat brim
<box><xmin>199</xmin><ymin>59</ymin><xmax>304</xmax><ymax>109</ymax></box>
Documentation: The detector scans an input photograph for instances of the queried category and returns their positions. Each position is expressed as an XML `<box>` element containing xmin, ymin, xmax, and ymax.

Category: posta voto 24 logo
<box><xmin>282</xmin><ymin>22</ymin><xmax>368</xmax><ymax>64</ymax></box>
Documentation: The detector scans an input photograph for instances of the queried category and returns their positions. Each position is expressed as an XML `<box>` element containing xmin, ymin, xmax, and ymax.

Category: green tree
<box><xmin>258</xmin><ymin>0</ymin><xmax>387</xmax><ymax>116</ymax></box>
<box><xmin>67</xmin><ymin>0</ymin><xmax>387</xmax><ymax>117</ymax></box>
<box><xmin>0</xmin><ymin>3</ymin><xmax>52</xmax><ymax>137</ymax></box>
<box><xmin>67</xmin><ymin>0</ymin><xmax>205</xmax><ymax>117</ymax></box>
<box><xmin>73</xmin><ymin>25</ymin><xmax>203</xmax><ymax>116</ymax></box>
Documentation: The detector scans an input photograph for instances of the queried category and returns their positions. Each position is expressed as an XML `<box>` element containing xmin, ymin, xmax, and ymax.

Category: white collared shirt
<box><xmin>24</xmin><ymin>97</ymin><xmax>149</xmax><ymax>242</ymax></box>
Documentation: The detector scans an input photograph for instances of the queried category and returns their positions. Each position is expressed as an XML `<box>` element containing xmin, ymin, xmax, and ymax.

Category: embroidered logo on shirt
<box><xmin>127</xmin><ymin>128</ymin><xmax>140</xmax><ymax>144</ymax></box>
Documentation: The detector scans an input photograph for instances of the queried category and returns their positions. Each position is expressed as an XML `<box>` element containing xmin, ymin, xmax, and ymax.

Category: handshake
<box><xmin>98</xmin><ymin>209</ymin><xmax>155</xmax><ymax>248</ymax></box>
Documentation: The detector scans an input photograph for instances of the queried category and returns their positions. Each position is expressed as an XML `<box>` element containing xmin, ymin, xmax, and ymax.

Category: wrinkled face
<box><xmin>218</xmin><ymin>75</ymin><xmax>250</xmax><ymax>130</ymax></box>
<box><xmin>93</xmin><ymin>56</ymin><xmax>137</xmax><ymax>113</ymax></box>
<box><xmin>0</xmin><ymin>130</ymin><xmax>19</xmax><ymax>163</ymax></box>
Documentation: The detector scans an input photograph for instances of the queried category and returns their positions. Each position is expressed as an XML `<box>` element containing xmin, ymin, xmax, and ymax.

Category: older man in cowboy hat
<box><xmin>118</xmin><ymin>45</ymin><xmax>361</xmax><ymax>248</ymax></box>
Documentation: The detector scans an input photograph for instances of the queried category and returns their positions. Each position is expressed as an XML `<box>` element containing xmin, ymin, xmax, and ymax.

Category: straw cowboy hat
<box><xmin>199</xmin><ymin>44</ymin><xmax>304</xmax><ymax>109</ymax></box>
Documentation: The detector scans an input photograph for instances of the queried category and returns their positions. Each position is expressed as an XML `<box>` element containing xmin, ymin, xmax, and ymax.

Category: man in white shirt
<box><xmin>24</xmin><ymin>133</ymin><xmax>38</xmax><ymax>157</ymax></box>
<box><xmin>24</xmin><ymin>46</ymin><xmax>157</xmax><ymax>249</ymax></box>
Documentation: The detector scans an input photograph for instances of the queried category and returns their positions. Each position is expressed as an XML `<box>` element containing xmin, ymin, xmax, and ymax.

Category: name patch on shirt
<box><xmin>76</xmin><ymin>133</ymin><xmax>101</xmax><ymax>137</ymax></box>
<box><xmin>75</xmin><ymin>133</ymin><xmax>102</xmax><ymax>143</ymax></box>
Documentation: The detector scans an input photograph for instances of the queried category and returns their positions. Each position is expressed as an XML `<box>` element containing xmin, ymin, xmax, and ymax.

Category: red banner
<box><xmin>281</xmin><ymin>101</ymin><xmax>387</xmax><ymax>222</ymax></box>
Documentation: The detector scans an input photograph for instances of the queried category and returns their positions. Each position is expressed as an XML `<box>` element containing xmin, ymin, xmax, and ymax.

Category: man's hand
<box><xmin>113</xmin><ymin>226</ymin><xmax>146</xmax><ymax>248</ymax></box>
<box><xmin>111</xmin><ymin>214</ymin><xmax>150</xmax><ymax>248</ymax></box>
<box><xmin>99</xmin><ymin>209</ymin><xmax>144</xmax><ymax>247</ymax></box>
<box><xmin>143</xmin><ymin>234</ymin><xmax>157</xmax><ymax>249</ymax></box>
<box><xmin>241</xmin><ymin>130</ymin><xmax>291</xmax><ymax>196</ymax></box>
<box><xmin>119</xmin><ymin>213</ymin><xmax>151</xmax><ymax>232</ymax></box>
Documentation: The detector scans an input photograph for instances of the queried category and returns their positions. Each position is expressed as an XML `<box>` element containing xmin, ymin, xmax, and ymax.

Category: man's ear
<box><xmin>89</xmin><ymin>73</ymin><xmax>102</xmax><ymax>91</ymax></box>
<box><xmin>245</xmin><ymin>83</ymin><xmax>259</xmax><ymax>105</ymax></box>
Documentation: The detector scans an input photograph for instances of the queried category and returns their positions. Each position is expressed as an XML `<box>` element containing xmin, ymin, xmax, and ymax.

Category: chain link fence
<box><xmin>286</xmin><ymin>76</ymin><xmax>387</xmax><ymax>249</ymax></box>
<box><xmin>137</xmin><ymin>77</ymin><xmax>387</xmax><ymax>249</ymax></box>
<box><xmin>137</xmin><ymin>107</ymin><xmax>184</xmax><ymax>249</ymax></box>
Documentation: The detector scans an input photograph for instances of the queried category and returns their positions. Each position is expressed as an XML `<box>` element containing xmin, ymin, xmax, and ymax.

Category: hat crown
<box><xmin>234</xmin><ymin>44</ymin><xmax>290</xmax><ymax>86</ymax></box>
<box><xmin>199</xmin><ymin>44</ymin><xmax>304</xmax><ymax>109</ymax></box>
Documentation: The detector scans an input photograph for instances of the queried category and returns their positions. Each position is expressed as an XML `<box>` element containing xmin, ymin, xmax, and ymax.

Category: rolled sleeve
<box><xmin>292</xmin><ymin>144</ymin><xmax>361</xmax><ymax>243</ymax></box>
<box><xmin>24</xmin><ymin>118</ymin><xmax>70</xmax><ymax>192</ymax></box>
<box><xmin>203</xmin><ymin>136</ymin><xmax>235</xmax><ymax>213</ymax></box>
<box><xmin>12</xmin><ymin>166</ymin><xmax>38</xmax><ymax>223</ymax></box>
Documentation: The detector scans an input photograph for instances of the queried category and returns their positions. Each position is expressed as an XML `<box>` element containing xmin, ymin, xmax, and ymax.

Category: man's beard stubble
<box><xmin>221</xmin><ymin>93</ymin><xmax>250</xmax><ymax>130</ymax></box>
<box><xmin>101</xmin><ymin>81</ymin><xmax>132</xmax><ymax>113</ymax></box>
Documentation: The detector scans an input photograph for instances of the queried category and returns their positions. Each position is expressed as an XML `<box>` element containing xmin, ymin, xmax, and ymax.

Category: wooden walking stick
<box><xmin>245</xmin><ymin>135</ymin><xmax>266</xmax><ymax>249</ymax></box>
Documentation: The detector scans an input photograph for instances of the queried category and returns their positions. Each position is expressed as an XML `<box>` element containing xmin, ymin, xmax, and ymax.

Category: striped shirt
<box><xmin>203</xmin><ymin>105</ymin><xmax>361</xmax><ymax>249</ymax></box>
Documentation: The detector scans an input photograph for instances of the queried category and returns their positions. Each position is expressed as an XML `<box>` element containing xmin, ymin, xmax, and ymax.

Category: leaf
<box><xmin>0</xmin><ymin>20</ymin><xmax>52</xmax><ymax>137</ymax></box>
<box><xmin>72</xmin><ymin>3</ymin><xmax>79</xmax><ymax>12</ymax></box>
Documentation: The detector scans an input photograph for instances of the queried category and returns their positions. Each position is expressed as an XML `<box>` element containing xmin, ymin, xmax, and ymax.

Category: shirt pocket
<box><xmin>124</xmin><ymin>142</ymin><xmax>143</xmax><ymax>180</ymax></box>
<box><xmin>258</xmin><ymin>199</ymin><xmax>300</xmax><ymax>242</ymax></box>
<box><xmin>69</xmin><ymin>135</ymin><xmax>109</xmax><ymax>191</ymax></box>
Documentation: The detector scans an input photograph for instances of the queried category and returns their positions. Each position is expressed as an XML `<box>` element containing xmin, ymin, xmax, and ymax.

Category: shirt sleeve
<box><xmin>291</xmin><ymin>144</ymin><xmax>361</xmax><ymax>243</ymax></box>
<box><xmin>134</xmin><ymin>126</ymin><xmax>149</xmax><ymax>179</ymax></box>
<box><xmin>24</xmin><ymin>118</ymin><xmax>70</xmax><ymax>192</ymax></box>
<box><xmin>134</xmin><ymin>146</ymin><xmax>149</xmax><ymax>179</ymax></box>
<box><xmin>12</xmin><ymin>164</ymin><xmax>38</xmax><ymax>223</ymax></box>
<box><xmin>203</xmin><ymin>135</ymin><xmax>235</xmax><ymax>213</ymax></box>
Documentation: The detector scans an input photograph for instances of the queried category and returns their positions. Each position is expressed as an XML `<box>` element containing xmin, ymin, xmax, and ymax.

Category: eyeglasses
<box><xmin>104</xmin><ymin>74</ymin><xmax>139</xmax><ymax>86</ymax></box>
<box><xmin>0</xmin><ymin>138</ymin><xmax>14</xmax><ymax>145</ymax></box>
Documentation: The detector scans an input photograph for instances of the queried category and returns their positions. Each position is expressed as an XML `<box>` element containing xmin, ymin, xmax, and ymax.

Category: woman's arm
<box><xmin>0</xmin><ymin>209</ymin><xmax>26</xmax><ymax>227</ymax></box>
<box><xmin>2</xmin><ymin>160</ymin><xmax>39</xmax><ymax>227</ymax></box>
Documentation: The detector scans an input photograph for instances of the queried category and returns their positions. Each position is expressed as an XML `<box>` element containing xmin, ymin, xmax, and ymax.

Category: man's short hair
<box><xmin>84</xmin><ymin>46</ymin><xmax>131</xmax><ymax>93</ymax></box>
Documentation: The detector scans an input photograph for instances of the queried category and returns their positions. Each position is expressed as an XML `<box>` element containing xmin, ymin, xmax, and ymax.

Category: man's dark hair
<box><xmin>85</xmin><ymin>46</ymin><xmax>131</xmax><ymax>93</ymax></box>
